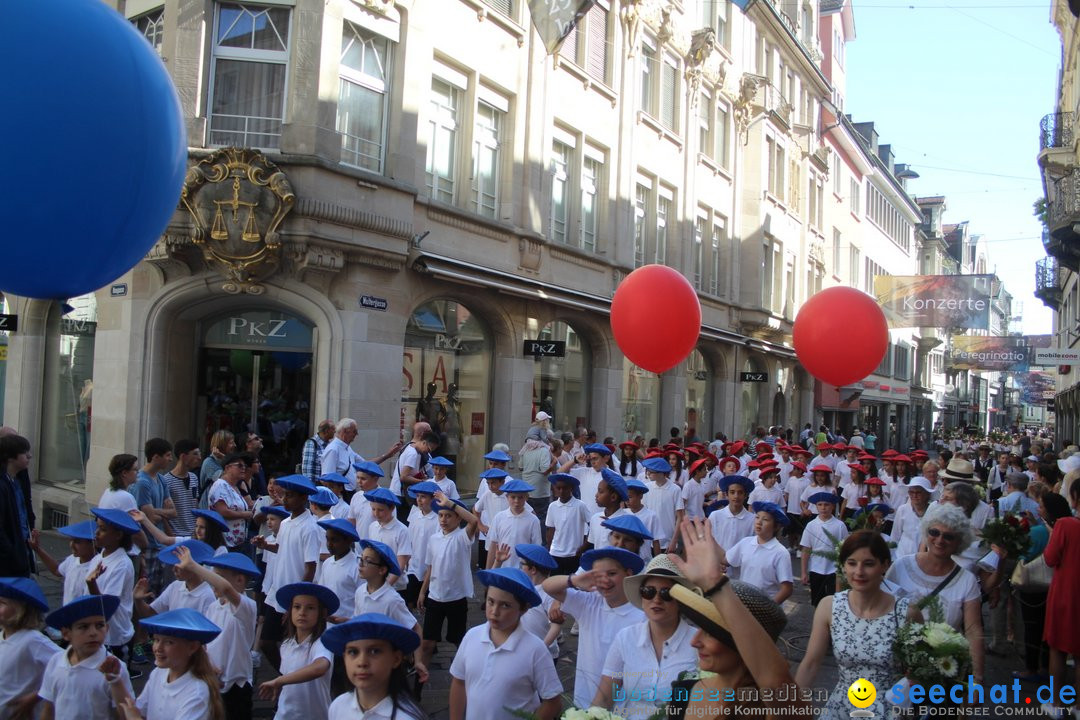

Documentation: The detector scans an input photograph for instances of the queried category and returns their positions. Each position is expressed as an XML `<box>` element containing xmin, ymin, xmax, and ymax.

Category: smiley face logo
<box><xmin>847</xmin><ymin>678</ymin><xmax>876</xmax><ymax>709</ymax></box>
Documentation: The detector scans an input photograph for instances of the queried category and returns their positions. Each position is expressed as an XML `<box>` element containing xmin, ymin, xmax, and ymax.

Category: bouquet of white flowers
<box><xmin>511</xmin><ymin>703</ymin><xmax>624</xmax><ymax>720</ymax></box>
<box><xmin>894</xmin><ymin>617</ymin><xmax>972</xmax><ymax>687</ymax></box>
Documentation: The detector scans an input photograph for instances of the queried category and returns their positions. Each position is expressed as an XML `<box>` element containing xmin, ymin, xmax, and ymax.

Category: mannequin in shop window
<box><xmin>417</xmin><ymin>383</ymin><xmax>444</xmax><ymax>436</ymax></box>
<box><xmin>441</xmin><ymin>384</ymin><xmax>462</xmax><ymax>476</ymax></box>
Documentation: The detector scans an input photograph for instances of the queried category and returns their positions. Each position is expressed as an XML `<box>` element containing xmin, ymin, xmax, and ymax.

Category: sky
<box><xmin>843</xmin><ymin>0</ymin><xmax>1060</xmax><ymax>335</ymax></box>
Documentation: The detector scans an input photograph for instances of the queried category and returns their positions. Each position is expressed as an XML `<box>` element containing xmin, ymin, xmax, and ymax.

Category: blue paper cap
<box><xmin>432</xmin><ymin>497</ymin><xmax>466</xmax><ymax>513</ymax></box>
<box><xmin>626</xmin><ymin>478</ymin><xmax>650</xmax><ymax>494</ymax></box>
<box><xmin>204</xmin><ymin>552</ymin><xmax>262</xmax><ymax>579</ymax></box>
<box><xmin>407</xmin><ymin>481</ymin><xmax>439</xmax><ymax>497</ymax></box>
<box><xmin>57</xmin><ymin>519</ymin><xmax>96</xmax><ymax>541</ymax></box>
<box><xmin>584</xmin><ymin>443</ymin><xmax>613</xmax><ymax>456</ymax></box>
<box><xmin>364</xmin><ymin>487</ymin><xmax>400</xmax><ymax>507</ymax></box>
<box><xmin>581</xmin><ymin>547</ymin><xmax>646</xmax><ymax>573</ymax></box>
<box><xmin>276</xmin><ymin>474</ymin><xmax>318</xmax><ymax>495</ymax></box>
<box><xmin>141</xmin><ymin>608</ymin><xmax>221</xmax><ymax>643</ymax></box>
<box><xmin>808</xmin><ymin>492</ymin><xmax>840</xmax><ymax>506</ymax></box>
<box><xmin>858</xmin><ymin>502</ymin><xmax>894</xmax><ymax>517</ymax></box>
<box><xmin>515</xmin><ymin>543</ymin><xmax>557</xmax><ymax>571</ymax></box>
<box><xmin>191</xmin><ymin>508</ymin><xmax>229</xmax><ymax>532</ymax></box>
<box><xmin>159</xmin><ymin>539</ymin><xmax>215</xmax><ymax>566</ymax></box>
<box><xmin>321</xmin><ymin>613</ymin><xmax>421</xmax><ymax>655</ymax></box>
<box><xmin>319</xmin><ymin>472</ymin><xmax>351</xmax><ymax>486</ymax></box>
<box><xmin>601</xmin><ymin>514</ymin><xmax>654</xmax><ymax>540</ymax></box>
<box><xmin>358</xmin><ymin>539</ymin><xmax>401</xmax><ymax>577</ymax></box>
<box><xmin>428</xmin><ymin>456</ymin><xmax>455</xmax><ymax>467</ymax></box>
<box><xmin>352</xmin><ymin>460</ymin><xmax>384</xmax><ymax>478</ymax></box>
<box><xmin>47</xmin><ymin>594</ymin><xmax>120</xmax><ymax>629</ymax></box>
<box><xmin>642</xmin><ymin>457</ymin><xmax>673</xmax><ymax>474</ymax></box>
<box><xmin>599</xmin><ymin>468</ymin><xmax>629</xmax><ymax>501</ymax></box>
<box><xmin>318</xmin><ymin>517</ymin><xmax>360</xmax><ymax>542</ymax></box>
<box><xmin>477</xmin><ymin>568</ymin><xmax>542</xmax><ymax>608</ymax></box>
<box><xmin>547</xmin><ymin>473</ymin><xmax>579</xmax><ymax>487</ymax></box>
<box><xmin>90</xmin><ymin>507</ymin><xmax>141</xmax><ymax>535</ymax></box>
<box><xmin>500</xmin><ymin>479</ymin><xmax>533</xmax><ymax>494</ymax></box>
<box><xmin>479</xmin><ymin>468</ymin><xmax>509</xmax><ymax>481</ymax></box>
<box><xmin>263</xmin><ymin>505</ymin><xmax>290</xmax><ymax>519</ymax></box>
<box><xmin>719</xmin><ymin>475</ymin><xmax>755</xmax><ymax>495</ymax></box>
<box><xmin>310</xmin><ymin>486</ymin><xmax>340</xmax><ymax>508</ymax></box>
<box><xmin>483</xmin><ymin>450</ymin><xmax>512</xmax><ymax>463</ymax></box>
<box><xmin>275</xmin><ymin>582</ymin><xmax>340</xmax><ymax>615</ymax></box>
<box><xmin>0</xmin><ymin>576</ymin><xmax>48</xmax><ymax>613</ymax></box>
<box><xmin>751</xmin><ymin>502</ymin><xmax>791</xmax><ymax>526</ymax></box>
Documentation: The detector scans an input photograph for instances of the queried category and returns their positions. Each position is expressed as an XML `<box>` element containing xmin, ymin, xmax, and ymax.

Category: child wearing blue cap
<box><xmin>642</xmin><ymin>459</ymin><xmax>684</xmax><ymax>554</ymax></box>
<box><xmin>418</xmin><ymin>491</ymin><xmax>478</xmax><ymax>674</ymax></box>
<box><xmin>40</xmin><ymin>595</ymin><xmax>131</xmax><ymax>720</ymax></box>
<box><xmin>176</xmin><ymin>548</ymin><xmax>261</xmax><ymax>719</ymax></box>
<box><xmin>515</xmin><ymin>544</ymin><xmax>562</xmax><ymax>659</ymax></box>
<box><xmin>315</xmin><ymin>519</ymin><xmax>360</xmax><ymax>622</ymax></box>
<box><xmin>0</xmin><ymin>577</ymin><xmax>61</xmax><ymax>719</ymax></box>
<box><xmin>449</xmin><ymin>568</ymin><xmax>563</xmax><ymax>720</ymax></box>
<box><xmin>317</xmin><ymin>474</ymin><xmax>352</xmax><ymax>520</ymax></box>
<box><xmin>260</xmin><ymin>583</ymin><xmax>337</xmax><ymax>720</ymax></box>
<box><xmin>624</xmin><ymin>480</ymin><xmax>663</xmax><ymax>559</ymax></box>
<box><xmin>542</xmin><ymin>548</ymin><xmax>646</xmax><ymax>709</ymax></box>
<box><xmin>101</xmin><ymin>608</ymin><xmax>225</xmax><ymax>720</ymax></box>
<box><xmin>722</xmin><ymin>503</ymin><xmax>793</xmax><ymax>604</ymax></box>
<box><xmin>544</xmin><ymin>474</ymin><xmax>591</xmax><ymax>576</ymax></box>
<box><xmin>86</xmin><ymin>508</ymin><xmax>141</xmax><ymax>662</ymax></box>
<box><xmin>585</xmin><ymin>470</ymin><xmax>631</xmax><ymax>551</ymax></box>
<box><xmin>29</xmin><ymin>519</ymin><xmax>97</xmax><ymax>605</ymax></box>
<box><xmin>133</xmin><ymin>540</ymin><xmax>217</xmax><ymax>620</ymax></box>
<box><xmin>563</xmin><ymin>444</ymin><xmax>613</xmax><ymax>516</ymax></box>
<box><xmin>129</xmin><ymin>507</ymin><xmax>229</xmax><ymax>554</ymax></box>
<box><xmin>310</xmin><ymin>487</ymin><xmax>341</xmax><ymax>559</ymax></box>
<box><xmin>429</xmin><ymin>457</ymin><xmax>460</xmax><ymax>500</ymax></box>
<box><xmin>800</xmin><ymin>492</ymin><xmax>848</xmax><ymax>606</ymax></box>
<box><xmin>473</xmin><ymin>469</ymin><xmax>509</xmax><ymax>570</ymax></box>
<box><xmin>346</xmin><ymin>462</ymin><xmax>383</xmax><ymax>541</ymax></box>
<box><xmin>486</xmin><ymin>480</ymin><xmax>542</xmax><ymax>569</ymax></box>
<box><xmin>365</xmin><ymin>490</ymin><xmax>412</xmax><ymax>591</ymax></box>
<box><xmin>708</xmin><ymin>477</ymin><xmax>756</xmax><ymax>569</ymax></box>
<box><xmin>404</xmin><ymin>481</ymin><xmax>440</xmax><ymax>608</ymax></box>
<box><xmin>323</xmin><ymin>615</ymin><xmax>426</xmax><ymax>720</ymax></box>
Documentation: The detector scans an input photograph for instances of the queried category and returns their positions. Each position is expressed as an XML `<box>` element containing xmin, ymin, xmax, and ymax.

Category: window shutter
<box><xmin>660</xmin><ymin>60</ymin><xmax>677</xmax><ymax>129</ymax></box>
<box><xmin>481</xmin><ymin>0</ymin><xmax>512</xmax><ymax>16</ymax></box>
<box><xmin>585</xmin><ymin>6</ymin><xmax>608</xmax><ymax>83</ymax></box>
<box><xmin>561</xmin><ymin>23</ymin><xmax>579</xmax><ymax>64</ymax></box>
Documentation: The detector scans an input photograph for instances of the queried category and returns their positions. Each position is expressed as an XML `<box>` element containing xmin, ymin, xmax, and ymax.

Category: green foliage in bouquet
<box><xmin>894</xmin><ymin>597</ymin><xmax>972</xmax><ymax>686</ymax></box>
<box><xmin>981</xmin><ymin>512</ymin><xmax>1032</xmax><ymax>559</ymax></box>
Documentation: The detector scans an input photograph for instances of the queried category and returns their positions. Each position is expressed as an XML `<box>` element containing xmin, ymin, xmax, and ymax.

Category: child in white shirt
<box><xmin>722</xmin><ymin>502</ymin><xmax>793</xmax><ymax>604</ymax></box>
<box><xmin>29</xmin><ymin>519</ymin><xmax>97</xmax><ymax>605</ymax></box>
<box><xmin>0</xmin><ymin>577</ymin><xmax>62</xmax><ymax>718</ymax></box>
<box><xmin>314</xmin><ymin>519</ymin><xmax>360</xmax><ymax>620</ymax></box>
<box><xmin>404</xmin><ymin>481</ymin><xmax>440</xmax><ymax>607</ymax></box>
<box><xmin>364</xmin><ymin>488</ymin><xmax>412</xmax><ymax>591</ymax></box>
<box><xmin>625</xmin><ymin>478</ymin><xmax>663</xmax><ymax>559</ymax></box>
<box><xmin>486</xmin><ymin>479</ymin><xmax>542</xmax><ymax>568</ymax></box>
<box><xmin>545</xmin><ymin>474</ymin><xmax>591</xmax><ymax>576</ymax></box>
<box><xmin>800</xmin><ymin>492</ymin><xmax>849</xmax><ymax>607</ymax></box>
<box><xmin>642</xmin><ymin>458</ymin><xmax>683</xmax><ymax>553</ymax></box>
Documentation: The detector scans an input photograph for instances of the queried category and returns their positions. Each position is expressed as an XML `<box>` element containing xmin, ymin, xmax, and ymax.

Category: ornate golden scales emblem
<box><xmin>180</xmin><ymin>147</ymin><xmax>295</xmax><ymax>294</ymax></box>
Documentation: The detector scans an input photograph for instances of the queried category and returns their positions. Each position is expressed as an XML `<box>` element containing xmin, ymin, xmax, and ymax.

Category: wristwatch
<box><xmin>703</xmin><ymin>576</ymin><xmax>730</xmax><ymax>598</ymax></box>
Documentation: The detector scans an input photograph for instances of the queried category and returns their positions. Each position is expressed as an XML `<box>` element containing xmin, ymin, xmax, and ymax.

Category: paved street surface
<box><xmin>32</xmin><ymin>531</ymin><xmax>1032</xmax><ymax>718</ymax></box>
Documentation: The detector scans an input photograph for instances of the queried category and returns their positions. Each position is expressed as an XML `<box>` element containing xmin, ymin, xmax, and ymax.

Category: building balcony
<box><xmin>1046</xmin><ymin>169</ymin><xmax>1080</xmax><ymax>272</ymax></box>
<box><xmin>1040</xmin><ymin>112</ymin><xmax>1076</xmax><ymax>182</ymax></box>
<box><xmin>1035</xmin><ymin>256</ymin><xmax>1068</xmax><ymax>311</ymax></box>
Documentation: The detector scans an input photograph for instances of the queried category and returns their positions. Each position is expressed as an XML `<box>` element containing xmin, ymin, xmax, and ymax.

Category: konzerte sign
<box><xmin>874</xmin><ymin>275</ymin><xmax>994</xmax><ymax>330</ymax></box>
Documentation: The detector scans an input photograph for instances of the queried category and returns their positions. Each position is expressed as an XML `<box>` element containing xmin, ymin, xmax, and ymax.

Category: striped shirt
<box><xmin>165</xmin><ymin>471</ymin><xmax>200</xmax><ymax>536</ymax></box>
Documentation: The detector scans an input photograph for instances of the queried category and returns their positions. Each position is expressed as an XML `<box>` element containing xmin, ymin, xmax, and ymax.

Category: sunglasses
<box><xmin>358</xmin><ymin>557</ymin><xmax>385</xmax><ymax>567</ymax></box>
<box><xmin>926</xmin><ymin>528</ymin><xmax>958</xmax><ymax>542</ymax></box>
<box><xmin>638</xmin><ymin>585</ymin><xmax>675</xmax><ymax>602</ymax></box>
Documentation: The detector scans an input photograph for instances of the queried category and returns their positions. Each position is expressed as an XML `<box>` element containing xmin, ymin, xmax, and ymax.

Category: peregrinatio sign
<box><xmin>874</xmin><ymin>274</ymin><xmax>994</xmax><ymax>329</ymax></box>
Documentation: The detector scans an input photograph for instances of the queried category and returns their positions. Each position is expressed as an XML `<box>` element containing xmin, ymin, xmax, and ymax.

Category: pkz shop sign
<box><xmin>203</xmin><ymin>312</ymin><xmax>313</xmax><ymax>351</ymax></box>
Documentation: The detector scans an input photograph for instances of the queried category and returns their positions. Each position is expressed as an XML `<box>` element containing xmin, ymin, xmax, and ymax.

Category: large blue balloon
<box><xmin>0</xmin><ymin>0</ymin><xmax>186</xmax><ymax>300</ymax></box>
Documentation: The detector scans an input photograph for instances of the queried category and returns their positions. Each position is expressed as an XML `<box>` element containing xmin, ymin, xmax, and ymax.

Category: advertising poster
<box><xmin>874</xmin><ymin>275</ymin><xmax>994</xmax><ymax>329</ymax></box>
<box><xmin>947</xmin><ymin>335</ymin><xmax>1053</xmax><ymax>371</ymax></box>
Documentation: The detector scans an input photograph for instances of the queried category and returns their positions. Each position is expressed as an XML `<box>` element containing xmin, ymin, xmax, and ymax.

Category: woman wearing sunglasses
<box><xmin>885</xmin><ymin>503</ymin><xmax>985</xmax><ymax>685</ymax></box>
<box><xmin>589</xmin><ymin>555</ymin><xmax>699</xmax><ymax>720</ymax></box>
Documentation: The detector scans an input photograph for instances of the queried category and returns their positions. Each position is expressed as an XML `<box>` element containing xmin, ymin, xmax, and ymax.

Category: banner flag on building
<box><xmin>873</xmin><ymin>274</ymin><xmax>994</xmax><ymax>330</ymax></box>
<box><xmin>1017</xmin><ymin>371</ymin><xmax>1056</xmax><ymax>405</ymax></box>
<box><xmin>528</xmin><ymin>0</ymin><xmax>597</xmax><ymax>54</ymax></box>
<box><xmin>947</xmin><ymin>334</ymin><xmax>1053</xmax><ymax>372</ymax></box>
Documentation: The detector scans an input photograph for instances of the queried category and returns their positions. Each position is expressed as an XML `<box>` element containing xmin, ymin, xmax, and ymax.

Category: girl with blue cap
<box><xmin>449</xmin><ymin>568</ymin><xmax>563</xmax><ymax>720</ymax></box>
<box><xmin>260</xmin><ymin>582</ymin><xmax>338</xmax><ymax>720</ymax></box>
<box><xmin>100</xmin><ymin>608</ymin><xmax>225</xmax><ymax>720</ymax></box>
<box><xmin>29</xmin><ymin>519</ymin><xmax>98</xmax><ymax>605</ymax></box>
<box><xmin>40</xmin><ymin>594</ymin><xmax>131</xmax><ymax>719</ymax></box>
<box><xmin>322</xmin><ymin>614</ymin><xmax>427</xmax><ymax>720</ymax></box>
<box><xmin>0</xmin><ymin>577</ymin><xmax>60</xmax><ymax>719</ymax></box>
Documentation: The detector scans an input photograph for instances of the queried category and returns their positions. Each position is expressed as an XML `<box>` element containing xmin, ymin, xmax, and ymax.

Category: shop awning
<box><xmin>409</xmin><ymin>250</ymin><xmax>796</xmax><ymax>360</ymax></box>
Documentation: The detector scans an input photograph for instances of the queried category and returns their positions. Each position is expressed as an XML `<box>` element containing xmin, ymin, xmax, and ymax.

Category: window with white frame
<box><xmin>641</xmin><ymin>37</ymin><xmax>679</xmax><ymax>132</ymax></box>
<box><xmin>801</xmin><ymin>3</ymin><xmax>814</xmax><ymax>46</ymax></box>
<box><xmin>656</xmin><ymin>188</ymin><xmax>671</xmax><ymax>264</ymax></box>
<box><xmin>850</xmin><ymin>177</ymin><xmax>861</xmax><ymax>215</ymax></box>
<box><xmin>710</xmin><ymin>217</ymin><xmax>726</xmax><ymax>296</ymax></box>
<box><xmin>551</xmin><ymin>140</ymin><xmax>572</xmax><ymax>245</ymax></box>
<box><xmin>698</xmin><ymin>90</ymin><xmax>713</xmax><ymax>159</ymax></box>
<box><xmin>559</xmin><ymin>2</ymin><xmax>611</xmax><ymax>85</ymax></box>
<box><xmin>832</xmin><ymin>155</ymin><xmax>842</xmax><ymax>195</ymax></box>
<box><xmin>634</xmin><ymin>183</ymin><xmax>649</xmax><ymax>268</ymax></box>
<box><xmin>640</xmin><ymin>36</ymin><xmax>658</xmax><ymax>117</ymax></box>
<box><xmin>133</xmin><ymin>8</ymin><xmax>164</xmax><ymax>52</ymax></box>
<box><xmin>472</xmin><ymin>92</ymin><xmax>507</xmax><ymax>218</ymax></box>
<box><xmin>581</xmin><ymin>153</ymin><xmax>601</xmax><ymax>253</ymax></box>
<box><xmin>209</xmin><ymin>2</ymin><xmax>291</xmax><ymax>148</ymax></box>
<box><xmin>763</xmin><ymin>241</ymin><xmax>784</xmax><ymax>313</ymax></box>
<box><xmin>550</xmin><ymin>131</ymin><xmax>606</xmax><ymax>252</ymax></box>
<box><xmin>766</xmin><ymin>136</ymin><xmax>786</xmax><ymax>200</ymax></box>
<box><xmin>699</xmin><ymin>0</ymin><xmax>732</xmax><ymax>48</ymax></box>
<box><xmin>808</xmin><ymin>172</ymin><xmax>823</xmax><ymax>229</ymax></box>
<box><xmin>832</xmin><ymin>228</ymin><xmax>841</xmax><ymax>277</ymax></box>
<box><xmin>785</xmin><ymin>253</ymin><xmax>796</xmax><ymax>318</ymax></box>
<box><xmin>716</xmin><ymin>102</ymin><xmax>730</xmax><ymax>167</ymax></box>
<box><xmin>426</xmin><ymin>75</ymin><xmax>461</xmax><ymax>204</ymax></box>
<box><xmin>480</xmin><ymin>0</ymin><xmax>513</xmax><ymax>17</ymax></box>
<box><xmin>849</xmin><ymin>246</ymin><xmax>861</xmax><ymax>286</ymax></box>
<box><xmin>694</xmin><ymin>214</ymin><xmax>706</xmax><ymax>290</ymax></box>
<box><xmin>338</xmin><ymin>22</ymin><xmax>392</xmax><ymax>173</ymax></box>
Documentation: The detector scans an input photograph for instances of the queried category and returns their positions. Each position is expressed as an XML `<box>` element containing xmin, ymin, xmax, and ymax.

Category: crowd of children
<box><xmin>1</xmin><ymin>436</ymin><xmax>978</xmax><ymax>719</ymax></box>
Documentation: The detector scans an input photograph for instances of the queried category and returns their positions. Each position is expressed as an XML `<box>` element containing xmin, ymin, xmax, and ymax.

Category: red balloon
<box><xmin>610</xmin><ymin>265</ymin><xmax>701</xmax><ymax>374</ymax></box>
<box><xmin>793</xmin><ymin>287</ymin><xmax>888</xmax><ymax>387</ymax></box>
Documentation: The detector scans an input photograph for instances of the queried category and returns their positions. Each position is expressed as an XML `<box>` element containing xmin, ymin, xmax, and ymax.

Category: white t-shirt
<box><xmin>570</xmin><ymin>466</ymin><xmax>606</xmax><ymax>516</ymax></box>
<box><xmin>708</xmin><ymin>506</ymin><xmax>756</xmax><ymax>553</ymax></box>
<box><xmin>435</xmin><ymin>477</ymin><xmax>460</xmax><ymax>500</ymax></box>
<box><xmin>150</xmin><ymin>579</ymin><xmax>217</xmax><ymax>615</ymax></box>
<box><xmin>628</xmin><ymin>506</ymin><xmax>661</xmax><ymax>559</ymax></box>
<box><xmin>642</xmin><ymin>480</ymin><xmax>684</xmax><ymax>546</ymax></box>
<box><xmin>208</xmin><ymin>479</ymin><xmax>249</xmax><ymax>548</ymax></box>
<box><xmin>86</xmin><ymin>549</ymin><xmax>135</xmax><ymax>646</ymax></box>
<box><xmin>784</xmin><ymin>476</ymin><xmax>810</xmax><ymax>514</ymax></box>
<box><xmin>135</xmin><ymin>668</ymin><xmax>211</xmax><ymax>720</ymax></box>
<box><xmin>353</xmin><ymin>582</ymin><xmax>416</xmax><ymax>630</ymax></box>
<box><xmin>473</xmin><ymin>491</ymin><xmax>509</xmax><ymax>542</ymax></box>
<box><xmin>406</xmin><ymin>511</ymin><xmax>439</xmax><ymax>580</ymax></box>
<box><xmin>449</xmin><ymin>622</ymin><xmax>563</xmax><ymax>720</ymax></box>
<box><xmin>559</xmin><ymin>589</ymin><xmax>645</xmax><ymax>708</ymax></box>
<box><xmin>97</xmin><ymin>488</ymin><xmax>138</xmax><ymax>513</ymax></box>
<box><xmin>602</xmin><ymin>620</ymin><xmax>698</xmax><ymax>720</ymax></box>
<box><xmin>891</xmin><ymin>503</ymin><xmax>927</xmax><ymax>559</ymax></box>
<box><xmin>346</xmin><ymin>493</ymin><xmax>372</xmax><ymax>541</ymax></box>
<box><xmin>0</xmin><ymin>628</ymin><xmax>61</xmax><ymax>714</ymax></box>
<box><xmin>488</xmin><ymin>509</ymin><xmax>542</xmax><ymax>567</ymax></box>
<box><xmin>267</xmin><ymin>511</ymin><xmax>322</xmax><ymax>613</ymax></box>
<box><xmin>725</xmin><ymin>536</ymin><xmax>793</xmax><ymax>599</ymax></box>
<box><xmin>587</xmin><ymin>508</ymin><xmax>629</xmax><ymax>550</ymax></box>
<box><xmin>316</xmin><ymin>551</ymin><xmax>359</xmax><ymax>618</ymax></box>
<box><xmin>801</xmin><ymin>516</ymin><xmax>849</xmax><ymax>575</ymax></box>
<box><xmin>886</xmin><ymin>554</ymin><xmax>981</xmax><ymax>630</ymax></box>
<box><xmin>749</xmin><ymin>483</ymin><xmax>785</xmax><ymax>507</ymax></box>
<box><xmin>329</xmin><ymin>693</ymin><xmax>424</xmax><ymax>720</ymax></box>
<box><xmin>321</xmin><ymin>438</ymin><xmax>362</xmax><ymax>478</ymax></box>
<box><xmin>680</xmin><ymin>479</ymin><xmax>706</xmax><ymax>519</ymax></box>
<box><xmin>367</xmin><ymin>519</ymin><xmax>412</xmax><ymax>591</ymax></box>
<box><xmin>390</xmin><ymin>445</ymin><xmax>422</xmax><ymax>496</ymax></box>
<box><xmin>40</xmin><ymin>645</ymin><xmax>132</xmax><ymax>720</ymax></box>
<box><xmin>545</xmin><ymin>497</ymin><xmax>590</xmax><ymax>558</ymax></box>
<box><xmin>57</xmin><ymin>554</ymin><xmax>94</xmax><ymax>606</ymax></box>
<box><xmin>520</xmin><ymin>603</ymin><xmax>559</xmax><ymax>659</ymax></box>
<box><xmin>275</xmin><ymin>636</ymin><xmax>333</xmax><ymax>720</ymax></box>
<box><xmin>204</xmin><ymin>592</ymin><xmax>257</xmax><ymax>691</ymax></box>
<box><xmin>426</xmin><ymin>527</ymin><xmax>474</xmax><ymax>602</ymax></box>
